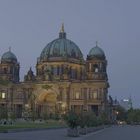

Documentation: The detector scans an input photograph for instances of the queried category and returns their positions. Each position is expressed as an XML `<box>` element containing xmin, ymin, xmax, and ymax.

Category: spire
<box><xmin>129</xmin><ymin>95</ymin><xmax>133</xmax><ymax>109</ymax></box>
<box><xmin>28</xmin><ymin>67</ymin><xmax>33</xmax><ymax>75</ymax></box>
<box><xmin>29</xmin><ymin>67</ymin><xmax>32</xmax><ymax>71</ymax></box>
<box><xmin>59</xmin><ymin>23</ymin><xmax>66</xmax><ymax>39</ymax></box>
<box><xmin>60</xmin><ymin>23</ymin><xmax>65</xmax><ymax>33</ymax></box>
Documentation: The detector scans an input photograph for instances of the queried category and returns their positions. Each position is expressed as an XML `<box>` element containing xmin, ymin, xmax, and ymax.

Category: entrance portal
<box><xmin>36</xmin><ymin>91</ymin><xmax>57</xmax><ymax>118</ymax></box>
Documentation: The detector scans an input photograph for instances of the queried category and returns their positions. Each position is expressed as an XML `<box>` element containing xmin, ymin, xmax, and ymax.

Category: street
<box><xmin>0</xmin><ymin>125</ymin><xmax>140</xmax><ymax>140</ymax></box>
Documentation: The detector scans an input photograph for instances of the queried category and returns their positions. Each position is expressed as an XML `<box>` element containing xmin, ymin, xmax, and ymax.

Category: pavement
<box><xmin>0</xmin><ymin>125</ymin><xmax>140</xmax><ymax>140</ymax></box>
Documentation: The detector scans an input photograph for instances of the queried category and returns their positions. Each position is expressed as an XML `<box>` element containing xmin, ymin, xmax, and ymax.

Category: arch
<box><xmin>36</xmin><ymin>88</ymin><xmax>58</xmax><ymax>104</ymax></box>
<box><xmin>35</xmin><ymin>88</ymin><xmax>59</xmax><ymax>117</ymax></box>
<box><xmin>38</xmin><ymin>92</ymin><xmax>57</xmax><ymax>103</ymax></box>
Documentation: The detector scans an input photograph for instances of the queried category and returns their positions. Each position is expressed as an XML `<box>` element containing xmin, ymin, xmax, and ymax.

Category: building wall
<box><xmin>0</xmin><ymin>78</ymin><xmax>108</xmax><ymax>118</ymax></box>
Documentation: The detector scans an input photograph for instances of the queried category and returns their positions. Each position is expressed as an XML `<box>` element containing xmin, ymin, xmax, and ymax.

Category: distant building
<box><xmin>0</xmin><ymin>25</ymin><xmax>109</xmax><ymax>118</ymax></box>
<box><xmin>108</xmin><ymin>96</ymin><xmax>120</xmax><ymax>122</ymax></box>
<box><xmin>120</xmin><ymin>98</ymin><xmax>132</xmax><ymax>110</ymax></box>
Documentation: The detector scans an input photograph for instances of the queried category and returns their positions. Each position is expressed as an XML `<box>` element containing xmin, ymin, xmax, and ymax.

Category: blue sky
<box><xmin>0</xmin><ymin>0</ymin><xmax>140</xmax><ymax>107</ymax></box>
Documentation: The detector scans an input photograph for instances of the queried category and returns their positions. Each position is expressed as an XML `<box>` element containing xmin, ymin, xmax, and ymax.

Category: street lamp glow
<box><xmin>116</xmin><ymin>111</ymin><xmax>119</xmax><ymax>115</ymax></box>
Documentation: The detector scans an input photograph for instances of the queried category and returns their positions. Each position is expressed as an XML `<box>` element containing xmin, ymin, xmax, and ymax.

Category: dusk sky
<box><xmin>0</xmin><ymin>0</ymin><xmax>140</xmax><ymax>107</ymax></box>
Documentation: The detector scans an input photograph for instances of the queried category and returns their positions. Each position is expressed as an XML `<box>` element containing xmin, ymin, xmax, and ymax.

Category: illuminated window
<box><xmin>93</xmin><ymin>64</ymin><xmax>99</xmax><ymax>72</ymax></box>
<box><xmin>95</xmin><ymin>68</ymin><xmax>98</xmax><ymax>72</ymax></box>
<box><xmin>93</xmin><ymin>91</ymin><xmax>98</xmax><ymax>99</ymax></box>
<box><xmin>2</xmin><ymin>92</ymin><xmax>6</xmax><ymax>99</ymax></box>
<box><xmin>75</xmin><ymin>92</ymin><xmax>80</xmax><ymax>99</ymax></box>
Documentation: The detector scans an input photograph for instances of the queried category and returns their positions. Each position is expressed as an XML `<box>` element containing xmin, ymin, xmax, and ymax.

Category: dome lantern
<box><xmin>59</xmin><ymin>23</ymin><xmax>66</xmax><ymax>39</ymax></box>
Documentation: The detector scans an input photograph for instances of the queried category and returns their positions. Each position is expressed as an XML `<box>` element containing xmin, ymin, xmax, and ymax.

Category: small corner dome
<box><xmin>39</xmin><ymin>24</ymin><xmax>84</xmax><ymax>62</ymax></box>
<box><xmin>1</xmin><ymin>49</ymin><xmax>17</xmax><ymax>63</ymax></box>
<box><xmin>88</xmin><ymin>43</ymin><xmax>105</xmax><ymax>60</ymax></box>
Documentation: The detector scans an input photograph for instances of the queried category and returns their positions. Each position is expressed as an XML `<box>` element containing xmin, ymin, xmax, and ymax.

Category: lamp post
<box><xmin>115</xmin><ymin>110</ymin><xmax>119</xmax><ymax>124</ymax></box>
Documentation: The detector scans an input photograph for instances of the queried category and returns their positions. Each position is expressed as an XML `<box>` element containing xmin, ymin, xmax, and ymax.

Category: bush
<box><xmin>0</xmin><ymin>107</ymin><xmax>8</xmax><ymax>120</ymax></box>
<box><xmin>127</xmin><ymin>109</ymin><xmax>140</xmax><ymax>124</ymax></box>
<box><xmin>78</xmin><ymin>111</ymin><xmax>89</xmax><ymax>128</ymax></box>
<box><xmin>100</xmin><ymin>112</ymin><xmax>110</xmax><ymax>125</ymax></box>
<box><xmin>64</xmin><ymin>110</ymin><xmax>108</xmax><ymax>129</ymax></box>
<box><xmin>64</xmin><ymin>111</ymin><xmax>79</xmax><ymax>129</ymax></box>
<box><xmin>84</xmin><ymin>111</ymin><xmax>97</xmax><ymax>127</ymax></box>
<box><xmin>9</xmin><ymin>112</ymin><xmax>16</xmax><ymax>121</ymax></box>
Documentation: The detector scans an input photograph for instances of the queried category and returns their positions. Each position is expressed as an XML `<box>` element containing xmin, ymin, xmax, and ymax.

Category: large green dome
<box><xmin>87</xmin><ymin>43</ymin><xmax>105</xmax><ymax>60</ymax></box>
<box><xmin>39</xmin><ymin>25</ymin><xmax>84</xmax><ymax>62</ymax></box>
<box><xmin>1</xmin><ymin>49</ymin><xmax>17</xmax><ymax>63</ymax></box>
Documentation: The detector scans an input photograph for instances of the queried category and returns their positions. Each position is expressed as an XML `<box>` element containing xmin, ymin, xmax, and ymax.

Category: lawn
<box><xmin>0</xmin><ymin>120</ymin><xmax>66</xmax><ymax>132</ymax></box>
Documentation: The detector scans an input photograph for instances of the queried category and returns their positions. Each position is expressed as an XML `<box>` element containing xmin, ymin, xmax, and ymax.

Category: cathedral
<box><xmin>0</xmin><ymin>25</ymin><xmax>109</xmax><ymax>118</ymax></box>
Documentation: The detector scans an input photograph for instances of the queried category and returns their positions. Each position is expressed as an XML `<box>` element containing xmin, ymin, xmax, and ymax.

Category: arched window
<box><xmin>93</xmin><ymin>90</ymin><xmax>98</xmax><ymax>99</ymax></box>
<box><xmin>71</xmin><ymin>69</ymin><xmax>75</xmax><ymax>79</ymax></box>
<box><xmin>57</xmin><ymin>66</ymin><xmax>59</xmax><ymax>75</ymax></box>
<box><xmin>95</xmin><ymin>68</ymin><xmax>98</xmax><ymax>72</ymax></box>
<box><xmin>93</xmin><ymin>64</ymin><xmax>99</xmax><ymax>72</ymax></box>
<box><xmin>10</xmin><ymin>66</ymin><xmax>13</xmax><ymax>74</ymax></box>
<box><xmin>61</xmin><ymin>65</ymin><xmax>64</xmax><ymax>74</ymax></box>
<box><xmin>17</xmin><ymin>92</ymin><xmax>23</xmax><ymax>99</ymax></box>
<box><xmin>51</xmin><ymin>66</ymin><xmax>54</xmax><ymax>75</ymax></box>
<box><xmin>59</xmin><ymin>66</ymin><xmax>62</xmax><ymax>75</ymax></box>
<box><xmin>3</xmin><ymin>68</ymin><xmax>8</xmax><ymax>74</ymax></box>
<box><xmin>53</xmin><ymin>67</ymin><xmax>57</xmax><ymax>75</ymax></box>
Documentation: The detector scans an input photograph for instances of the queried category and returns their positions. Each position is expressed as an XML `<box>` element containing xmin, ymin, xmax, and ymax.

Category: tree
<box><xmin>115</xmin><ymin>105</ymin><xmax>127</xmax><ymax>121</ymax></box>
<box><xmin>127</xmin><ymin>109</ymin><xmax>140</xmax><ymax>124</ymax></box>
<box><xmin>64</xmin><ymin>111</ymin><xmax>80</xmax><ymax>137</ymax></box>
<box><xmin>9</xmin><ymin>112</ymin><xmax>16</xmax><ymax>122</ymax></box>
<box><xmin>28</xmin><ymin>92</ymin><xmax>37</xmax><ymax>121</ymax></box>
<box><xmin>78</xmin><ymin>111</ymin><xmax>89</xmax><ymax>128</ymax></box>
<box><xmin>99</xmin><ymin>112</ymin><xmax>109</xmax><ymax>125</ymax></box>
<box><xmin>84</xmin><ymin>111</ymin><xmax>97</xmax><ymax>127</ymax></box>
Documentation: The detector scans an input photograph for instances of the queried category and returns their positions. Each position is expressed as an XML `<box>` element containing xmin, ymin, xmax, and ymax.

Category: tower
<box><xmin>0</xmin><ymin>48</ymin><xmax>20</xmax><ymax>83</ymax></box>
<box><xmin>86</xmin><ymin>42</ymin><xmax>109</xmax><ymax>115</ymax></box>
<box><xmin>86</xmin><ymin>42</ymin><xmax>108</xmax><ymax>81</ymax></box>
